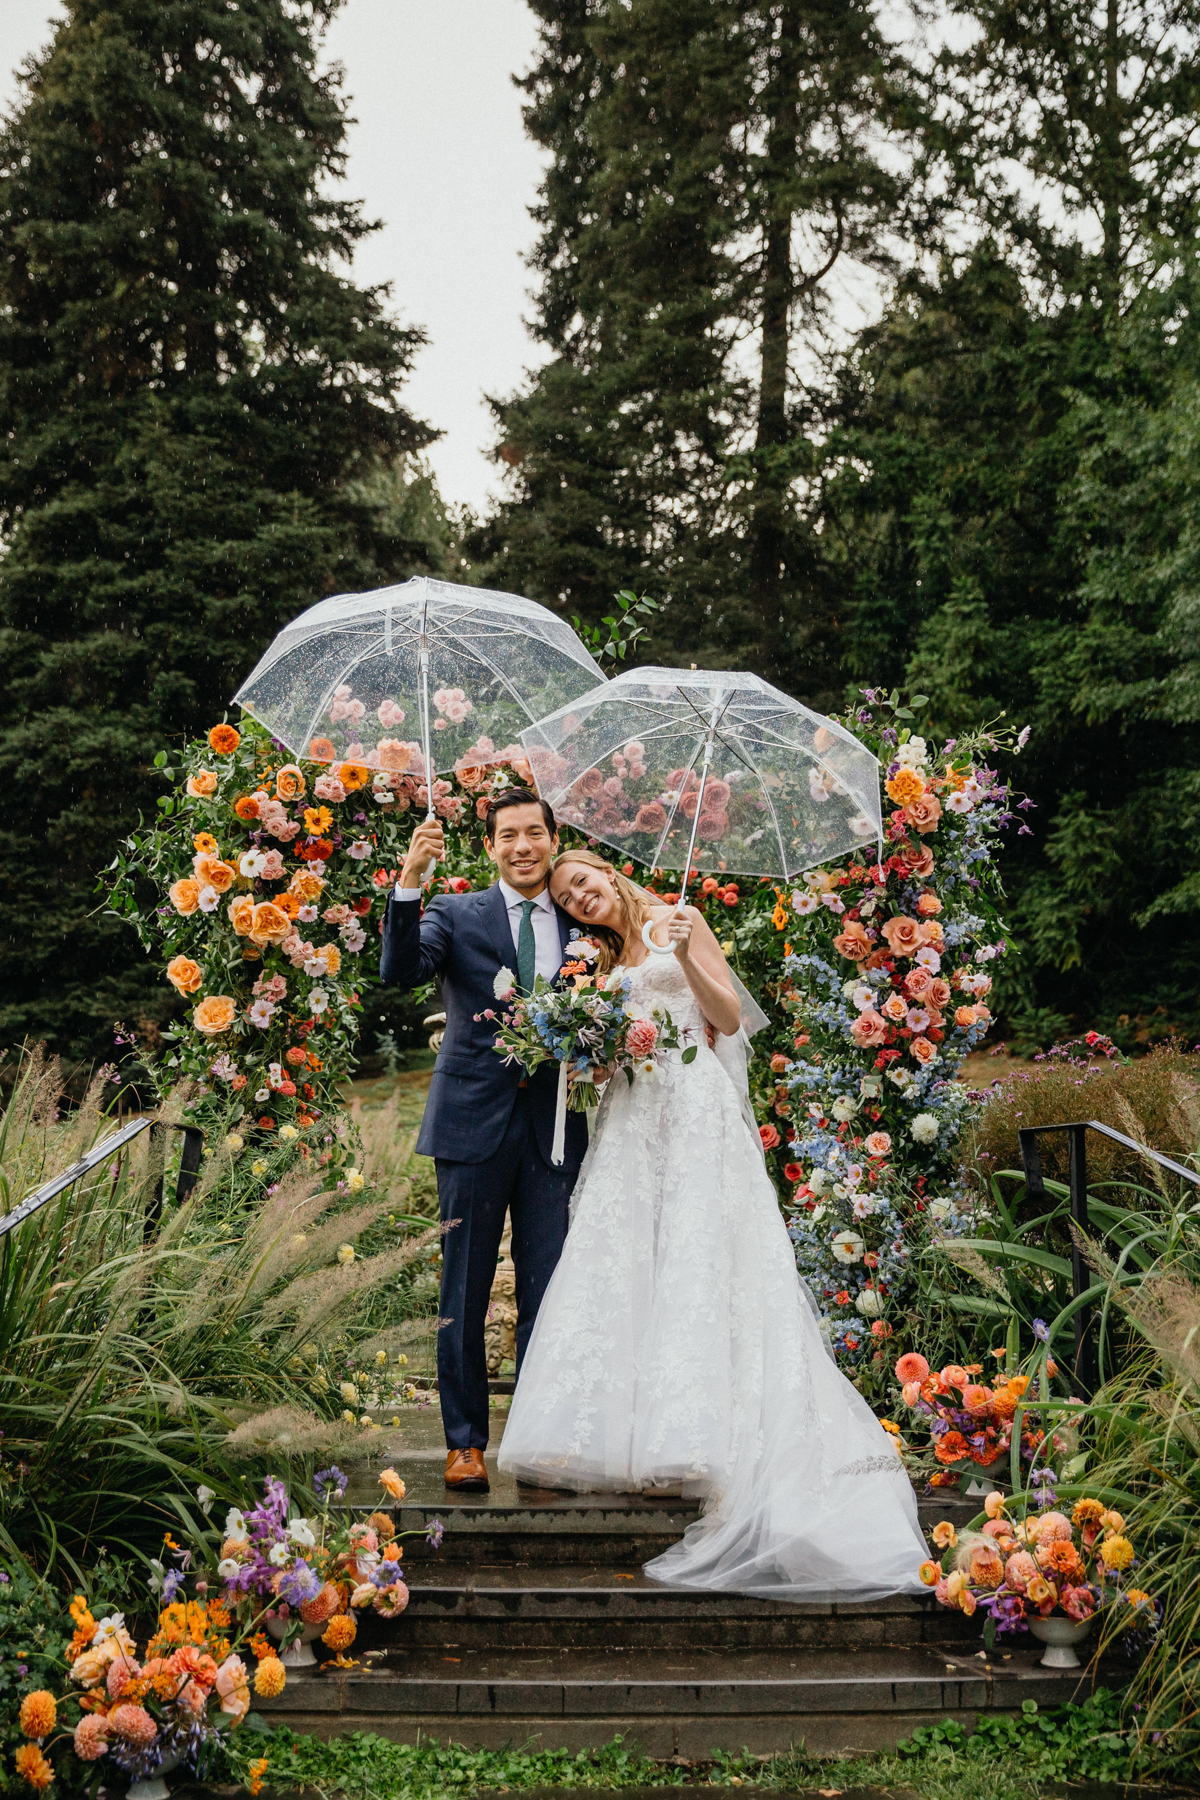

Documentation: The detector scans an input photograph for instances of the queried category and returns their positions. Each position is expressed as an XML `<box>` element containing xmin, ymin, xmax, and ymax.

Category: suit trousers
<box><xmin>435</xmin><ymin>1087</ymin><xmax>575</xmax><ymax>1450</ymax></box>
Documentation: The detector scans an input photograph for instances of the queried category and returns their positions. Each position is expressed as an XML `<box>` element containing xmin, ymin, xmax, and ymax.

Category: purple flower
<box><xmin>371</xmin><ymin>1561</ymin><xmax>404</xmax><ymax>1588</ymax></box>
<box><xmin>162</xmin><ymin>1569</ymin><xmax>185</xmax><ymax>1604</ymax></box>
<box><xmin>277</xmin><ymin>1560</ymin><xmax>323</xmax><ymax>1607</ymax></box>
<box><xmin>314</xmin><ymin>1466</ymin><xmax>348</xmax><ymax>1499</ymax></box>
<box><xmin>1032</xmin><ymin>1319</ymin><xmax>1051</xmax><ymax>1342</ymax></box>
<box><xmin>426</xmin><ymin>1517</ymin><xmax>445</xmax><ymax>1549</ymax></box>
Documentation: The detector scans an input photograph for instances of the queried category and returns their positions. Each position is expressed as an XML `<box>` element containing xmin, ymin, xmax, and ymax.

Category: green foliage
<box><xmin>0</xmin><ymin>0</ymin><xmax>437</xmax><ymax>1064</ymax></box>
<box><xmin>897</xmin><ymin>1691</ymin><xmax>1173</xmax><ymax>1783</ymax></box>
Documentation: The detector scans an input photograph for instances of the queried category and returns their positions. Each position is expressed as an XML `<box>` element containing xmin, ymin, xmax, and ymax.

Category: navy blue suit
<box><xmin>380</xmin><ymin>885</ymin><xmax>587</xmax><ymax>1449</ymax></box>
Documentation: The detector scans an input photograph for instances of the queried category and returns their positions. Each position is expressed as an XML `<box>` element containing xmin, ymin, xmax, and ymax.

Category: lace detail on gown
<box><xmin>496</xmin><ymin>956</ymin><xmax>928</xmax><ymax>1603</ymax></box>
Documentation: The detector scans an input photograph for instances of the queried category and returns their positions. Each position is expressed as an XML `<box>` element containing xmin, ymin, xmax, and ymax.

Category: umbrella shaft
<box><xmin>676</xmin><ymin>728</ymin><xmax>716</xmax><ymax>912</ymax></box>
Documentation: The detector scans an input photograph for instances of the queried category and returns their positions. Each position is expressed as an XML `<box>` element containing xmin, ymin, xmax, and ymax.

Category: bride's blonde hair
<box><xmin>550</xmin><ymin>848</ymin><xmax>656</xmax><ymax>973</ymax></box>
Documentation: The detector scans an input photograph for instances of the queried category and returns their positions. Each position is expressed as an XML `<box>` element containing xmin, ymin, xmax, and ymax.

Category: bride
<box><xmin>497</xmin><ymin>849</ymin><xmax>928</xmax><ymax>1602</ymax></box>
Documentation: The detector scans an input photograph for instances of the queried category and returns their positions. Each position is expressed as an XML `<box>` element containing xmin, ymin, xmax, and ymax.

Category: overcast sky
<box><xmin>2</xmin><ymin>1</ymin><xmax>549</xmax><ymax>513</ymax></box>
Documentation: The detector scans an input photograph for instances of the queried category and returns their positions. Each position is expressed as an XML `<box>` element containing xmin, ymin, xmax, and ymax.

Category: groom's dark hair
<box><xmin>484</xmin><ymin>788</ymin><xmax>557</xmax><ymax>843</ymax></box>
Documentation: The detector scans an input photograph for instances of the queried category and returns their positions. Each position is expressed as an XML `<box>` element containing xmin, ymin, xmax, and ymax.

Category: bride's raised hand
<box><xmin>666</xmin><ymin>911</ymin><xmax>694</xmax><ymax>959</ymax></box>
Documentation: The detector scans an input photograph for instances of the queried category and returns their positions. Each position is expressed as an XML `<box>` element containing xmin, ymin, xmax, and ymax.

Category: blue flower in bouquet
<box><xmin>314</xmin><ymin>1465</ymin><xmax>347</xmax><ymax>1498</ymax></box>
<box><xmin>277</xmin><ymin>1559</ymin><xmax>323</xmax><ymax>1606</ymax></box>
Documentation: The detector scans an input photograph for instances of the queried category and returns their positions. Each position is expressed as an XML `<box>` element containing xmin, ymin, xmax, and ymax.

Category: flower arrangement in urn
<box><xmin>923</xmin><ymin>1469</ymin><xmax>1157</xmax><ymax>1662</ymax></box>
<box><xmin>11</xmin><ymin>1590</ymin><xmax>270</xmax><ymax>1795</ymax></box>
<box><xmin>893</xmin><ymin>1349</ymin><xmax>1053</xmax><ymax>1491</ymax></box>
<box><xmin>211</xmin><ymin>1467</ymin><xmax>440</xmax><ymax>1666</ymax></box>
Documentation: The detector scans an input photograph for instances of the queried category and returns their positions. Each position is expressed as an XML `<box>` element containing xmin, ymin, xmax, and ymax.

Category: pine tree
<box><xmin>479</xmin><ymin>0</ymin><xmax>909</xmax><ymax>698</ymax></box>
<box><xmin>0</xmin><ymin>0</ymin><xmax>434</xmax><ymax>1060</ymax></box>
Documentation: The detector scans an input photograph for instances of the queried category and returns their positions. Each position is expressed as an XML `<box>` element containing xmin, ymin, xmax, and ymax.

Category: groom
<box><xmin>380</xmin><ymin>790</ymin><xmax>588</xmax><ymax>1491</ymax></box>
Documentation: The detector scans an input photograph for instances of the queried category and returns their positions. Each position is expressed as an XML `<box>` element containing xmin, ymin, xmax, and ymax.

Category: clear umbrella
<box><xmin>519</xmin><ymin>666</ymin><xmax>881</xmax><ymax>893</ymax></box>
<box><xmin>233</xmin><ymin>577</ymin><xmax>606</xmax><ymax>797</ymax></box>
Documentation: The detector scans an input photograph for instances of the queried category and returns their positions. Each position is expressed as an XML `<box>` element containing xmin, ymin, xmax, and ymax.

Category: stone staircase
<box><xmin>253</xmin><ymin>1453</ymin><xmax>1113</xmax><ymax>1756</ymax></box>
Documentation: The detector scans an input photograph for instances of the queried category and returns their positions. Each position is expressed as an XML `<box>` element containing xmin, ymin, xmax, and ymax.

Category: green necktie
<box><xmin>516</xmin><ymin>899</ymin><xmax>537</xmax><ymax>994</ymax></box>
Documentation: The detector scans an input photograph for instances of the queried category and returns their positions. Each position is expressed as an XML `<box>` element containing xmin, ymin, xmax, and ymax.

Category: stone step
<box><xmin>255</xmin><ymin>1641</ymin><xmax>1113</xmax><ymax>1757</ymax></box>
<box><xmin>380</xmin><ymin>1564</ymin><xmax>978</xmax><ymax>1652</ymax></box>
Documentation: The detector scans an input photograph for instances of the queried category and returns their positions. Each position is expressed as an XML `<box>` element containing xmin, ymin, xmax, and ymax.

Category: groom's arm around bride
<box><xmin>379</xmin><ymin>791</ymin><xmax>587</xmax><ymax>1491</ymax></box>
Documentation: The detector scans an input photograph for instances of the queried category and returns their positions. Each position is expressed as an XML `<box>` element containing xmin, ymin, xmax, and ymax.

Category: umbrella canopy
<box><xmin>520</xmin><ymin>666</ymin><xmax>881</xmax><ymax>881</ymax></box>
<box><xmin>232</xmin><ymin>577</ymin><xmax>605</xmax><ymax>784</ymax></box>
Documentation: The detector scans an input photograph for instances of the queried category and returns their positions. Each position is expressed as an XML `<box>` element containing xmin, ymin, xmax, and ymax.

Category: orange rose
<box><xmin>911</xmin><ymin>1036</ymin><xmax>938</xmax><ymax>1064</ymax></box>
<box><xmin>955</xmin><ymin>1005</ymin><xmax>978</xmax><ymax>1028</ymax></box>
<box><xmin>186</xmin><ymin>770</ymin><xmax>219</xmax><ymax>798</ymax></box>
<box><xmin>166</xmin><ymin>955</ymin><xmax>203</xmax><ymax>996</ymax></box>
<box><xmin>169</xmin><ymin>879</ymin><xmax>201</xmax><ymax>916</ymax></box>
<box><xmin>309</xmin><ymin>737</ymin><xmax>337</xmax><ymax>762</ymax></box>
<box><xmin>894</xmin><ymin>840</ymin><xmax>935</xmax><ymax>880</ymax></box>
<box><xmin>885</xmin><ymin>769</ymin><xmax>925</xmax><ymax>806</ymax></box>
<box><xmin>924</xmin><ymin>920</ymin><xmax>945</xmax><ymax>948</ymax></box>
<box><xmin>276</xmin><ymin>765</ymin><xmax>306</xmax><ymax>801</ymax></box>
<box><xmin>249</xmin><ymin>902</ymin><xmax>291</xmax><ymax>948</ymax></box>
<box><xmin>194</xmin><ymin>855</ymin><xmax>236</xmax><ymax>893</ymax></box>
<box><xmin>915</xmin><ymin>892</ymin><xmax>942</xmax><ymax>916</ymax></box>
<box><xmin>338</xmin><ymin>763</ymin><xmax>370</xmax><ymax>792</ymax></box>
<box><xmin>234</xmin><ymin>795</ymin><xmax>260</xmax><ymax>821</ymax></box>
<box><xmin>881</xmin><ymin>916</ymin><xmax>928</xmax><ymax>958</ymax></box>
<box><xmin>289</xmin><ymin>869</ymin><xmax>325</xmax><ymax>902</ymax></box>
<box><xmin>193</xmin><ymin>996</ymin><xmax>237</xmax><ymax>1036</ymax></box>
<box><xmin>228</xmin><ymin>895</ymin><xmax>256</xmax><ymax>937</ymax></box>
<box><xmin>832</xmin><ymin>922</ymin><xmax>872</xmax><ymax>961</ymax></box>
<box><xmin>905</xmin><ymin>793</ymin><xmax>942</xmax><ymax>834</ymax></box>
<box><xmin>208</xmin><ymin>724</ymin><xmax>241</xmax><ymax>754</ymax></box>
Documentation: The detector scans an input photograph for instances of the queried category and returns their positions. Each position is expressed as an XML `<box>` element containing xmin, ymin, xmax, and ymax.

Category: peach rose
<box><xmin>193</xmin><ymin>996</ymin><xmax>237</xmax><ymax>1036</ymax></box>
<box><xmin>215</xmin><ymin>1654</ymin><xmax>250</xmax><ymax>1725</ymax></box>
<box><xmin>911</xmin><ymin>1036</ymin><xmax>938</xmax><ymax>1064</ymax></box>
<box><xmin>924</xmin><ymin>919</ymin><xmax>945</xmax><ymax>947</ymax></box>
<box><xmin>955</xmin><ymin>1005</ymin><xmax>978</xmax><ymax>1028</ymax></box>
<box><xmin>864</xmin><ymin>1131</ymin><xmax>891</xmax><ymax>1157</ymax></box>
<box><xmin>903</xmin><ymin>967</ymin><xmax>932</xmax><ymax>999</ymax></box>
<box><xmin>169</xmin><ymin>878</ymin><xmax>201</xmax><ymax>916</ymax></box>
<box><xmin>832</xmin><ymin>922</ymin><xmax>872</xmax><ymax>961</ymax></box>
<box><xmin>249</xmin><ymin>902</ymin><xmax>291</xmax><ymax>948</ymax></box>
<box><xmin>895</xmin><ymin>841</ymin><xmax>934</xmax><ymax>879</ymax></box>
<box><xmin>376</xmin><ymin>739</ymin><xmax>413</xmax><ymax>773</ymax></box>
<box><xmin>634</xmin><ymin>802</ymin><xmax>668</xmax><ymax>834</ymax></box>
<box><xmin>850</xmin><ymin>1009</ymin><xmax>888</xmax><ymax>1046</ymax></box>
<box><xmin>228</xmin><ymin>895</ymin><xmax>255</xmax><ymax>936</ymax></box>
<box><xmin>186</xmin><ymin>770</ymin><xmax>218</xmax><ymax>798</ymax></box>
<box><xmin>275</xmin><ymin>765</ymin><xmax>306</xmax><ymax>801</ymax></box>
<box><xmin>289</xmin><ymin>869</ymin><xmax>325</xmax><ymax>902</ymax></box>
<box><xmin>928</xmin><ymin>978</ymin><xmax>951</xmax><ymax>1009</ymax></box>
<box><xmin>194</xmin><ymin>855</ymin><xmax>236</xmax><ymax>893</ymax></box>
<box><xmin>882</xmin><ymin>992</ymin><xmax>907</xmax><ymax>1021</ymax></box>
<box><xmin>166</xmin><ymin>955</ymin><xmax>203</xmax><ymax>996</ymax></box>
<box><xmin>905</xmin><ymin>794</ymin><xmax>942</xmax><ymax>834</ymax></box>
<box><xmin>915</xmin><ymin>892</ymin><xmax>942</xmax><ymax>916</ymax></box>
<box><xmin>315</xmin><ymin>942</ymin><xmax>341</xmax><ymax>975</ymax></box>
<box><xmin>881</xmin><ymin>915</ymin><xmax>928</xmax><ymax>957</ymax></box>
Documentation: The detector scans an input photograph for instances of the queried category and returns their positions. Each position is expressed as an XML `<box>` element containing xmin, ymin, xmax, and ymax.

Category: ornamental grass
<box><xmin>0</xmin><ymin>1049</ymin><xmax>434</xmax><ymax>1577</ymax></box>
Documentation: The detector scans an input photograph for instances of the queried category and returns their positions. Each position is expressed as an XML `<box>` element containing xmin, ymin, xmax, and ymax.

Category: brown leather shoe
<box><xmin>444</xmin><ymin>1447</ymin><xmax>489</xmax><ymax>1491</ymax></box>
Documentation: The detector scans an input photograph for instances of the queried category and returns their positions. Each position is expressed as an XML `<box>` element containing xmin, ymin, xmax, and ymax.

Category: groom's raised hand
<box><xmin>399</xmin><ymin>818</ymin><xmax>446</xmax><ymax>889</ymax></box>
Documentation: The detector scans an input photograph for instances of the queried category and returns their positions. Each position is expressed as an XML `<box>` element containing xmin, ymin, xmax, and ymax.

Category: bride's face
<box><xmin>550</xmin><ymin>860</ymin><xmax>622</xmax><ymax>929</ymax></box>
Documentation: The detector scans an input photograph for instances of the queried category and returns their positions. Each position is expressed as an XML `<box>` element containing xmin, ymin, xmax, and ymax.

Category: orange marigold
<box><xmin>14</xmin><ymin>1744</ymin><xmax>54</xmax><ymax>1791</ymax></box>
<box><xmin>208</xmin><ymin>724</ymin><xmax>241</xmax><ymax>754</ymax></box>
<box><xmin>248</xmin><ymin>1756</ymin><xmax>270</xmax><ymax>1798</ymax></box>
<box><xmin>308</xmin><ymin>737</ymin><xmax>337</xmax><ymax>762</ymax></box>
<box><xmin>19</xmin><ymin>1693</ymin><xmax>56</xmax><ymax>1739</ymax></box>
<box><xmin>322</xmin><ymin>1614</ymin><xmax>357</xmax><ymax>1652</ymax></box>
<box><xmin>234</xmin><ymin>795</ymin><xmax>260</xmax><ymax>821</ymax></box>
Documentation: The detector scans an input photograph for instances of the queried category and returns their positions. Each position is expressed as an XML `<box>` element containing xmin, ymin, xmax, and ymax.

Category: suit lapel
<box><xmin>481</xmin><ymin>883</ymin><xmax>517</xmax><ymax>971</ymax></box>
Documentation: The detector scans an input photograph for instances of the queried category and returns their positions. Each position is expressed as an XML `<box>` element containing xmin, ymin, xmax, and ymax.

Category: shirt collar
<box><xmin>498</xmin><ymin>878</ymin><xmax>553</xmax><ymax>913</ymax></box>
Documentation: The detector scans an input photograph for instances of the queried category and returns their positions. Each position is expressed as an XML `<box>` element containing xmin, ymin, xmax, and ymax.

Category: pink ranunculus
<box><xmin>625</xmin><ymin>1018</ymin><xmax>659</xmax><ymax>1057</ymax></box>
<box><xmin>1060</xmin><ymin>1584</ymin><xmax>1095</xmax><ymax>1622</ymax></box>
<box><xmin>901</xmin><ymin>1380</ymin><xmax>923</xmax><ymax>1405</ymax></box>
<box><xmin>850</xmin><ymin>1009</ymin><xmax>888</xmax><ymax>1046</ymax></box>
<box><xmin>864</xmin><ymin>1131</ymin><xmax>892</xmax><ymax>1157</ymax></box>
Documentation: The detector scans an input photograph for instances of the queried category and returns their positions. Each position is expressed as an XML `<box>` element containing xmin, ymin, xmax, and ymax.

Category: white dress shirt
<box><xmin>392</xmin><ymin>878</ymin><xmax>561</xmax><ymax>981</ymax></box>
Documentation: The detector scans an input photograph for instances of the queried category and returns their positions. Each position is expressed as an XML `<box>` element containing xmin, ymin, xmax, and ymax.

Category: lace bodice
<box><xmin>623</xmin><ymin>951</ymin><xmax>708</xmax><ymax>1039</ymax></box>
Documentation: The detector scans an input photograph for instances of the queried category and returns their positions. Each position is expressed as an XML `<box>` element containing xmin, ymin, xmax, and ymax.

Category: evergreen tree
<box><xmin>479</xmin><ymin>0</ymin><xmax>910</xmax><ymax>698</ymax></box>
<box><xmin>0</xmin><ymin>0</ymin><xmax>434</xmax><ymax>1060</ymax></box>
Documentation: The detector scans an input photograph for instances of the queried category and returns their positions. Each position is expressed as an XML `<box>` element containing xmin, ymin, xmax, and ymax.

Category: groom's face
<box><xmin>485</xmin><ymin>803</ymin><xmax>559</xmax><ymax>894</ymax></box>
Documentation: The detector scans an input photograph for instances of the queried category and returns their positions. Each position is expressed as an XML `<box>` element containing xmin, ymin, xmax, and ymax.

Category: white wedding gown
<box><xmin>497</xmin><ymin>955</ymin><xmax>929</xmax><ymax>1602</ymax></box>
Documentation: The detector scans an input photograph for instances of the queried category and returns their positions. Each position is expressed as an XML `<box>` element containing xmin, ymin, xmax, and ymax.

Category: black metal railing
<box><xmin>0</xmin><ymin>1116</ymin><xmax>151</xmax><ymax>1240</ymax></box>
<box><xmin>1018</xmin><ymin>1119</ymin><xmax>1200</xmax><ymax>1393</ymax></box>
<box><xmin>1</xmin><ymin>1118</ymin><xmax>207</xmax><ymax>1243</ymax></box>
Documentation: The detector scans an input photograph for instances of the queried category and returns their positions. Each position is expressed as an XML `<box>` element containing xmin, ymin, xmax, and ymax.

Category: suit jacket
<box><xmin>379</xmin><ymin>883</ymin><xmax>589</xmax><ymax>1169</ymax></box>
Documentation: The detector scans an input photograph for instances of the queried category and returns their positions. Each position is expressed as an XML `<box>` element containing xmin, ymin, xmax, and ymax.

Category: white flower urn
<box><xmin>266</xmin><ymin>1615</ymin><xmax>324</xmax><ymax>1667</ymax></box>
<box><xmin>127</xmin><ymin>1745</ymin><xmax>183</xmax><ymax>1800</ymax></box>
<box><xmin>1029</xmin><ymin>1613</ymin><xmax>1093</xmax><ymax>1668</ymax></box>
